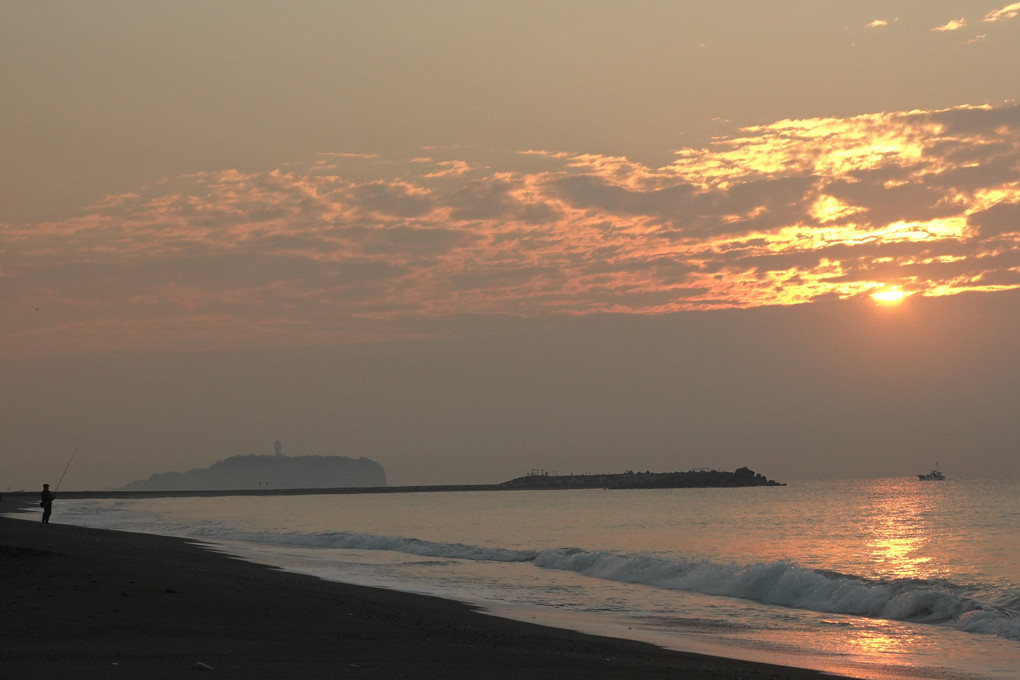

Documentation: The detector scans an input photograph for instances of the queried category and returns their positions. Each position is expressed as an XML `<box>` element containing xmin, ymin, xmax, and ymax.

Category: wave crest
<box><xmin>534</xmin><ymin>548</ymin><xmax>1020</xmax><ymax>641</ymax></box>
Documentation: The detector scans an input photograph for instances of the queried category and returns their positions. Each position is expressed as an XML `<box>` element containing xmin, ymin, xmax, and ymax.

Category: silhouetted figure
<box><xmin>40</xmin><ymin>483</ymin><xmax>55</xmax><ymax>523</ymax></box>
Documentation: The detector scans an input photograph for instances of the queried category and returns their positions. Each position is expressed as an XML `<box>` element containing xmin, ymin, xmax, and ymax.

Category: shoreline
<box><xmin>2</xmin><ymin>499</ymin><xmax>856</xmax><ymax>679</ymax></box>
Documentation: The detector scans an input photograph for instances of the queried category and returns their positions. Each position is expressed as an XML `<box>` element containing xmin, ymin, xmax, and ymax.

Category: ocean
<box><xmin>34</xmin><ymin>477</ymin><xmax>1020</xmax><ymax>680</ymax></box>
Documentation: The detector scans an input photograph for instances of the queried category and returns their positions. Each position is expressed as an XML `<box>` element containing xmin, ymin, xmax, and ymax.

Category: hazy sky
<box><xmin>3</xmin><ymin>1</ymin><xmax>1019</xmax><ymax>490</ymax></box>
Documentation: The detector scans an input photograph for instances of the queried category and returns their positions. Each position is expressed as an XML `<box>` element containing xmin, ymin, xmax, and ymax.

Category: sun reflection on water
<box><xmin>859</xmin><ymin>482</ymin><xmax>944</xmax><ymax>581</ymax></box>
<box><xmin>841</xmin><ymin>619</ymin><xmax>920</xmax><ymax>658</ymax></box>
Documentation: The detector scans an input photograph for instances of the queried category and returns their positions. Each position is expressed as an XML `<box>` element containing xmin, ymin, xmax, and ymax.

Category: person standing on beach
<box><xmin>40</xmin><ymin>483</ymin><xmax>55</xmax><ymax>523</ymax></box>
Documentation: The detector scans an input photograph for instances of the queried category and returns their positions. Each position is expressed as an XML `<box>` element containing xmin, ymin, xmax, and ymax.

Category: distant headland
<box><xmin>118</xmin><ymin>453</ymin><xmax>387</xmax><ymax>492</ymax></box>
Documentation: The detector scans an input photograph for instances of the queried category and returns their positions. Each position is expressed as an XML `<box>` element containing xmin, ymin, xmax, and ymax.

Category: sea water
<box><xmin>33</xmin><ymin>478</ymin><xmax>1020</xmax><ymax>680</ymax></box>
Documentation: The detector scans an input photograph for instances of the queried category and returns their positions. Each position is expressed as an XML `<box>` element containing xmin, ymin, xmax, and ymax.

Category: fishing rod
<box><xmin>55</xmin><ymin>442</ymin><xmax>81</xmax><ymax>492</ymax></box>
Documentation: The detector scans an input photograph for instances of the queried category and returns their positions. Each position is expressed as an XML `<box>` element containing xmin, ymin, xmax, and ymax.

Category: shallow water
<box><xmin>39</xmin><ymin>477</ymin><xmax>1020</xmax><ymax>680</ymax></box>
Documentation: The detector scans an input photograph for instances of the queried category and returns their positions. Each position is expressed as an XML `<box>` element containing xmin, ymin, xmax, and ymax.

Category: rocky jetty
<box><xmin>498</xmin><ymin>466</ymin><xmax>784</xmax><ymax>490</ymax></box>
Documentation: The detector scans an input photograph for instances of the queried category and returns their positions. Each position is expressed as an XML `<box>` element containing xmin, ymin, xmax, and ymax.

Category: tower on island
<box><xmin>274</xmin><ymin>439</ymin><xmax>283</xmax><ymax>457</ymax></box>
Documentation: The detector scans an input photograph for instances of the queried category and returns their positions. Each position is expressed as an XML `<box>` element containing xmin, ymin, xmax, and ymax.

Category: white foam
<box><xmin>533</xmin><ymin>548</ymin><xmax>1020</xmax><ymax>642</ymax></box>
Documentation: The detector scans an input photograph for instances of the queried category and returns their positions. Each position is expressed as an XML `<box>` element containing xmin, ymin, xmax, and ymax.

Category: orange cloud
<box><xmin>984</xmin><ymin>2</ymin><xmax>1020</xmax><ymax>22</ymax></box>
<box><xmin>933</xmin><ymin>18</ymin><xmax>967</xmax><ymax>32</ymax></box>
<box><xmin>5</xmin><ymin>104</ymin><xmax>1020</xmax><ymax>354</ymax></box>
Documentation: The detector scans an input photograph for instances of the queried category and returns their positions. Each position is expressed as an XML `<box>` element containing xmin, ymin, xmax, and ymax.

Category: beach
<box><xmin>1</xmin><ymin>497</ymin><xmax>855</xmax><ymax>680</ymax></box>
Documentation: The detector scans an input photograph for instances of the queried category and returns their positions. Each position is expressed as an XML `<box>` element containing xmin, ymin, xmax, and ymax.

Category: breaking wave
<box><xmin>533</xmin><ymin>547</ymin><xmax>1020</xmax><ymax>642</ymax></box>
<box><xmin>201</xmin><ymin>526</ymin><xmax>1020</xmax><ymax>643</ymax></box>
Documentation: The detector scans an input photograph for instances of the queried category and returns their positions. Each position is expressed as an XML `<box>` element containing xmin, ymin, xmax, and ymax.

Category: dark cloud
<box><xmin>696</xmin><ymin>175</ymin><xmax>817</xmax><ymax>235</ymax></box>
<box><xmin>969</xmin><ymin>201</ymin><xmax>1020</xmax><ymax>238</ymax></box>
<box><xmin>580</xmin><ymin>257</ymin><xmax>696</xmax><ymax>282</ymax></box>
<box><xmin>446</xmin><ymin>264</ymin><xmax>566</xmax><ymax>293</ymax></box>
<box><xmin>823</xmin><ymin>177</ymin><xmax>955</xmax><ymax>226</ymax></box>
<box><xmin>931</xmin><ymin>103</ymin><xmax>1020</xmax><ymax>137</ymax></box>
<box><xmin>448</xmin><ymin>178</ymin><xmax>561</xmax><ymax>223</ymax></box>
<box><xmin>552</xmin><ymin>174</ymin><xmax>697</xmax><ymax>218</ymax></box>
<box><xmin>351</xmin><ymin>182</ymin><xmax>436</xmax><ymax>218</ymax></box>
<box><xmin>357</xmin><ymin>225</ymin><xmax>476</xmax><ymax>256</ymax></box>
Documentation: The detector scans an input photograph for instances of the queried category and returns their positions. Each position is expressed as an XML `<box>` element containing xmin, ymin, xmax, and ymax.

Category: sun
<box><xmin>871</xmin><ymin>287</ymin><xmax>907</xmax><ymax>305</ymax></box>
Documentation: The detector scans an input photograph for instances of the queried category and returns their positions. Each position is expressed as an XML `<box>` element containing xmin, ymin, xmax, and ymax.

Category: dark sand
<box><xmin>1</xmin><ymin>498</ymin><xmax>855</xmax><ymax>679</ymax></box>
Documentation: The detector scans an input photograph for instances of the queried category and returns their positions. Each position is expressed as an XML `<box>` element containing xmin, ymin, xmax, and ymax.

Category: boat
<box><xmin>918</xmin><ymin>465</ymin><xmax>945</xmax><ymax>481</ymax></box>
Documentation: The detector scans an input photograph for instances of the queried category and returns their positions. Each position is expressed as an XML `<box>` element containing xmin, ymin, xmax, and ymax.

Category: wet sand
<box><xmin>1</xmin><ymin>499</ymin><xmax>855</xmax><ymax>679</ymax></box>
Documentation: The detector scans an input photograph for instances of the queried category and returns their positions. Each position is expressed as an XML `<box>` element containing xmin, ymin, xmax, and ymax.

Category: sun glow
<box><xmin>871</xmin><ymin>287</ymin><xmax>907</xmax><ymax>304</ymax></box>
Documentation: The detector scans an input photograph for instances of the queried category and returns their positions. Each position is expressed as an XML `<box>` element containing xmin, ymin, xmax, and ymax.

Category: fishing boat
<box><xmin>918</xmin><ymin>465</ymin><xmax>945</xmax><ymax>481</ymax></box>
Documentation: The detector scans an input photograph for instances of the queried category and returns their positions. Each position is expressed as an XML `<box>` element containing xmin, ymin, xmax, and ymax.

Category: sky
<box><xmin>3</xmin><ymin>1</ymin><xmax>1019</xmax><ymax>491</ymax></box>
